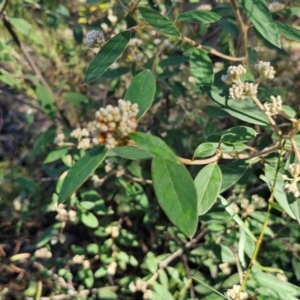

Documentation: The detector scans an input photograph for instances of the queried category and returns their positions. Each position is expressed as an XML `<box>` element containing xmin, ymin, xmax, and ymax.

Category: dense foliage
<box><xmin>1</xmin><ymin>0</ymin><xmax>300</xmax><ymax>299</ymax></box>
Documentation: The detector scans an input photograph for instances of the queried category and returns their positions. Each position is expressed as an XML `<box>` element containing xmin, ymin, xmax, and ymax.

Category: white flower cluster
<box><xmin>91</xmin><ymin>175</ymin><xmax>105</xmax><ymax>187</ymax></box>
<box><xmin>129</xmin><ymin>279</ymin><xmax>152</xmax><ymax>299</ymax></box>
<box><xmin>229</xmin><ymin>82</ymin><xmax>258</xmax><ymax>100</ymax></box>
<box><xmin>254</xmin><ymin>61</ymin><xmax>276</xmax><ymax>80</ymax></box>
<box><xmin>219</xmin><ymin>262</ymin><xmax>231</xmax><ymax>275</ymax></box>
<box><xmin>65</xmin><ymin>100</ymin><xmax>139</xmax><ymax>150</ymax></box>
<box><xmin>35</xmin><ymin>247</ymin><xmax>52</xmax><ymax>259</ymax></box>
<box><xmin>282</xmin><ymin>163</ymin><xmax>300</xmax><ymax>198</ymax></box>
<box><xmin>107</xmin><ymin>261</ymin><xmax>118</xmax><ymax>275</ymax></box>
<box><xmin>93</xmin><ymin>99</ymin><xmax>139</xmax><ymax>149</ymax></box>
<box><xmin>85</xmin><ymin>30</ymin><xmax>105</xmax><ymax>48</ymax></box>
<box><xmin>51</xmin><ymin>229</ymin><xmax>66</xmax><ymax>245</ymax></box>
<box><xmin>221</xmin><ymin>65</ymin><xmax>247</xmax><ymax>85</ymax></box>
<box><xmin>224</xmin><ymin>285</ymin><xmax>249</xmax><ymax>300</ymax></box>
<box><xmin>72</xmin><ymin>254</ymin><xmax>90</xmax><ymax>269</ymax></box>
<box><xmin>52</xmin><ymin>203</ymin><xmax>77</xmax><ymax>223</ymax></box>
<box><xmin>105</xmin><ymin>225</ymin><xmax>120</xmax><ymax>238</ymax></box>
<box><xmin>54</xmin><ymin>133</ymin><xmax>65</xmax><ymax>146</ymax></box>
<box><xmin>263</xmin><ymin>95</ymin><xmax>282</xmax><ymax>116</ymax></box>
<box><xmin>268</xmin><ymin>2</ymin><xmax>285</xmax><ymax>12</ymax></box>
<box><xmin>153</xmin><ymin>38</ymin><xmax>173</xmax><ymax>49</ymax></box>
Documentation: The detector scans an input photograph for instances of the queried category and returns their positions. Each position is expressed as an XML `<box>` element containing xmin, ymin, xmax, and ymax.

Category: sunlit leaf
<box><xmin>177</xmin><ymin>10</ymin><xmax>220</xmax><ymax>23</ymax></box>
<box><xmin>113</xmin><ymin>146</ymin><xmax>153</xmax><ymax>160</ymax></box>
<box><xmin>194</xmin><ymin>163</ymin><xmax>222</xmax><ymax>215</ymax></box>
<box><xmin>139</xmin><ymin>7</ymin><xmax>180</xmax><ymax>37</ymax></box>
<box><xmin>58</xmin><ymin>146</ymin><xmax>107</xmax><ymax>203</ymax></box>
<box><xmin>124</xmin><ymin>70</ymin><xmax>156</xmax><ymax>119</ymax></box>
<box><xmin>152</xmin><ymin>155</ymin><xmax>198</xmax><ymax>237</ymax></box>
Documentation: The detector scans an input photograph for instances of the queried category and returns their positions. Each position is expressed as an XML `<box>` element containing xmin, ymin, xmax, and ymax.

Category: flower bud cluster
<box><xmin>107</xmin><ymin>261</ymin><xmax>118</xmax><ymax>275</ymax></box>
<box><xmin>35</xmin><ymin>247</ymin><xmax>52</xmax><ymax>259</ymax></box>
<box><xmin>93</xmin><ymin>100</ymin><xmax>139</xmax><ymax>149</ymax></box>
<box><xmin>228</xmin><ymin>82</ymin><xmax>258</xmax><ymax>100</ymax></box>
<box><xmin>221</xmin><ymin>65</ymin><xmax>247</xmax><ymax>85</ymax></box>
<box><xmin>254</xmin><ymin>61</ymin><xmax>275</xmax><ymax>80</ymax></box>
<box><xmin>129</xmin><ymin>279</ymin><xmax>152</xmax><ymax>299</ymax></box>
<box><xmin>54</xmin><ymin>133</ymin><xmax>65</xmax><ymax>146</ymax></box>
<box><xmin>282</xmin><ymin>163</ymin><xmax>300</xmax><ymax>198</ymax></box>
<box><xmin>105</xmin><ymin>225</ymin><xmax>120</xmax><ymax>238</ymax></box>
<box><xmin>85</xmin><ymin>30</ymin><xmax>105</xmax><ymax>48</ymax></box>
<box><xmin>224</xmin><ymin>285</ymin><xmax>249</xmax><ymax>300</ymax></box>
<box><xmin>53</xmin><ymin>204</ymin><xmax>77</xmax><ymax>223</ymax></box>
<box><xmin>263</xmin><ymin>95</ymin><xmax>282</xmax><ymax>116</ymax></box>
<box><xmin>219</xmin><ymin>262</ymin><xmax>231</xmax><ymax>275</ymax></box>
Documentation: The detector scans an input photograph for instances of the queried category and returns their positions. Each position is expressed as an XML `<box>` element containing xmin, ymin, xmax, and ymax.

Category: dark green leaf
<box><xmin>287</xmin><ymin>194</ymin><xmax>300</xmax><ymax>224</ymax></box>
<box><xmin>35</xmin><ymin>223</ymin><xmax>61</xmax><ymax>247</ymax></box>
<box><xmin>36</xmin><ymin>85</ymin><xmax>57</xmax><ymax>119</ymax></box>
<box><xmin>194</xmin><ymin>143</ymin><xmax>217</xmax><ymax>158</ymax></box>
<box><xmin>190</xmin><ymin>48</ymin><xmax>214</xmax><ymax>87</ymax></box>
<box><xmin>177</xmin><ymin>10</ymin><xmax>220</xmax><ymax>23</ymax></box>
<box><xmin>139</xmin><ymin>7</ymin><xmax>180</xmax><ymax>37</ymax></box>
<box><xmin>239</xmin><ymin>0</ymin><xmax>281</xmax><ymax>48</ymax></box>
<box><xmin>44</xmin><ymin>147</ymin><xmax>70</xmax><ymax>164</ymax></box>
<box><xmin>130</xmin><ymin>132</ymin><xmax>177</xmax><ymax>161</ymax></box>
<box><xmin>219</xmin><ymin>19</ymin><xmax>239</xmax><ymax>37</ymax></box>
<box><xmin>152</xmin><ymin>156</ymin><xmax>198</xmax><ymax>237</ymax></box>
<box><xmin>222</xmin><ymin>126</ymin><xmax>257</xmax><ymax>144</ymax></box>
<box><xmin>160</xmin><ymin>56</ymin><xmax>189</xmax><ymax>67</ymax></box>
<box><xmin>124</xmin><ymin>70</ymin><xmax>156</xmax><ymax>119</ymax></box>
<box><xmin>101</xmin><ymin>67</ymin><xmax>130</xmax><ymax>78</ymax></box>
<box><xmin>84</xmin><ymin>31</ymin><xmax>131</xmax><ymax>84</ymax></box>
<box><xmin>73</xmin><ymin>24</ymin><xmax>83</xmax><ymax>44</ymax></box>
<box><xmin>194</xmin><ymin>163</ymin><xmax>222</xmax><ymax>215</ymax></box>
<box><xmin>203</xmin><ymin>86</ymin><xmax>269</xmax><ymax>126</ymax></box>
<box><xmin>276</xmin><ymin>21</ymin><xmax>300</xmax><ymax>42</ymax></box>
<box><xmin>220</xmin><ymin>160</ymin><xmax>249</xmax><ymax>193</ymax></box>
<box><xmin>58</xmin><ymin>146</ymin><xmax>107</xmax><ymax>203</ymax></box>
<box><xmin>113</xmin><ymin>146</ymin><xmax>153</xmax><ymax>160</ymax></box>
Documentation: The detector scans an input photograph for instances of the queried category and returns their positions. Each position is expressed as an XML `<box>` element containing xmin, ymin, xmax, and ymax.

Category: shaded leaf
<box><xmin>194</xmin><ymin>163</ymin><xmax>222</xmax><ymax>215</ymax></box>
<box><xmin>190</xmin><ymin>48</ymin><xmax>214</xmax><ymax>87</ymax></box>
<box><xmin>194</xmin><ymin>143</ymin><xmax>217</xmax><ymax>158</ymax></box>
<box><xmin>124</xmin><ymin>70</ymin><xmax>156</xmax><ymax>119</ymax></box>
<box><xmin>221</xmin><ymin>126</ymin><xmax>257</xmax><ymax>144</ymax></box>
<box><xmin>139</xmin><ymin>7</ymin><xmax>180</xmax><ymax>37</ymax></box>
<box><xmin>44</xmin><ymin>147</ymin><xmax>70</xmax><ymax>164</ymax></box>
<box><xmin>203</xmin><ymin>85</ymin><xmax>269</xmax><ymax>126</ymax></box>
<box><xmin>177</xmin><ymin>10</ymin><xmax>220</xmax><ymax>23</ymax></box>
<box><xmin>84</xmin><ymin>31</ymin><xmax>131</xmax><ymax>84</ymax></box>
<box><xmin>152</xmin><ymin>156</ymin><xmax>198</xmax><ymax>237</ymax></box>
<box><xmin>58</xmin><ymin>146</ymin><xmax>107</xmax><ymax>203</ymax></box>
<box><xmin>276</xmin><ymin>21</ymin><xmax>300</xmax><ymax>42</ymax></box>
<box><xmin>239</xmin><ymin>0</ymin><xmax>281</xmax><ymax>48</ymax></box>
<box><xmin>113</xmin><ymin>146</ymin><xmax>153</xmax><ymax>160</ymax></box>
<box><xmin>36</xmin><ymin>85</ymin><xmax>57</xmax><ymax>119</ymax></box>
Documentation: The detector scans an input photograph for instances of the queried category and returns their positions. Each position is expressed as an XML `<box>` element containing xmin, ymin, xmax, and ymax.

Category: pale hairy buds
<box><xmin>264</xmin><ymin>95</ymin><xmax>282</xmax><ymax>116</ymax></box>
<box><xmin>221</xmin><ymin>65</ymin><xmax>247</xmax><ymax>85</ymax></box>
<box><xmin>282</xmin><ymin>164</ymin><xmax>300</xmax><ymax>198</ymax></box>
<box><xmin>85</xmin><ymin>30</ymin><xmax>105</xmax><ymax>48</ymax></box>
<box><xmin>254</xmin><ymin>61</ymin><xmax>275</xmax><ymax>80</ymax></box>
<box><xmin>229</xmin><ymin>82</ymin><xmax>245</xmax><ymax>100</ymax></box>
<box><xmin>224</xmin><ymin>285</ymin><xmax>249</xmax><ymax>300</ymax></box>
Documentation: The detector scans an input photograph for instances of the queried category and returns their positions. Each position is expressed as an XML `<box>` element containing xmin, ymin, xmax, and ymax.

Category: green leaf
<box><xmin>113</xmin><ymin>146</ymin><xmax>153</xmax><ymax>160</ymax></box>
<box><xmin>221</xmin><ymin>126</ymin><xmax>257</xmax><ymax>144</ymax></box>
<box><xmin>31</xmin><ymin>126</ymin><xmax>57</xmax><ymax>158</ymax></box>
<box><xmin>36</xmin><ymin>85</ymin><xmax>57</xmax><ymax>119</ymax></box>
<box><xmin>177</xmin><ymin>10</ymin><xmax>220</xmax><ymax>23</ymax></box>
<box><xmin>10</xmin><ymin>17</ymin><xmax>32</xmax><ymax>36</ymax></box>
<box><xmin>276</xmin><ymin>21</ymin><xmax>300</xmax><ymax>42</ymax></box>
<box><xmin>63</xmin><ymin>92</ymin><xmax>96</xmax><ymax>107</ymax></box>
<box><xmin>239</xmin><ymin>0</ymin><xmax>281</xmax><ymax>48</ymax></box>
<box><xmin>84</xmin><ymin>31</ymin><xmax>131</xmax><ymax>84</ymax></box>
<box><xmin>44</xmin><ymin>147</ymin><xmax>70</xmax><ymax>164</ymax></box>
<box><xmin>219</xmin><ymin>195</ymin><xmax>256</xmax><ymax>241</ymax></box>
<box><xmin>190</xmin><ymin>48</ymin><xmax>214</xmax><ymax>87</ymax></box>
<box><xmin>220</xmin><ymin>160</ymin><xmax>249</xmax><ymax>193</ymax></box>
<box><xmin>160</xmin><ymin>56</ymin><xmax>189</xmax><ymax>67</ymax></box>
<box><xmin>139</xmin><ymin>7</ymin><xmax>180</xmax><ymax>37</ymax></box>
<box><xmin>97</xmin><ymin>288</ymin><xmax>118</xmax><ymax>300</ymax></box>
<box><xmin>80</xmin><ymin>211</ymin><xmax>99</xmax><ymax>228</ymax></box>
<box><xmin>151</xmin><ymin>282</ymin><xmax>174</xmax><ymax>300</ymax></box>
<box><xmin>35</xmin><ymin>223</ymin><xmax>61</xmax><ymax>247</ymax></box>
<box><xmin>194</xmin><ymin>163</ymin><xmax>222</xmax><ymax>215</ymax></box>
<box><xmin>124</xmin><ymin>70</ymin><xmax>156</xmax><ymax>119</ymax></box>
<box><xmin>58</xmin><ymin>146</ymin><xmax>107</xmax><ymax>203</ymax></box>
<box><xmin>194</xmin><ymin>143</ymin><xmax>217</xmax><ymax>158</ymax></box>
<box><xmin>152</xmin><ymin>156</ymin><xmax>198</xmax><ymax>237</ymax></box>
<box><xmin>287</xmin><ymin>194</ymin><xmax>300</xmax><ymax>224</ymax></box>
<box><xmin>86</xmin><ymin>0</ymin><xmax>104</xmax><ymax>4</ymax></box>
<box><xmin>130</xmin><ymin>132</ymin><xmax>177</xmax><ymax>161</ymax></box>
<box><xmin>203</xmin><ymin>85</ymin><xmax>269</xmax><ymax>126</ymax></box>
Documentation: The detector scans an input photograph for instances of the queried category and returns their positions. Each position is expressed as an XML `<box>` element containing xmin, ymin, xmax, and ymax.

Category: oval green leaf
<box><xmin>239</xmin><ymin>0</ymin><xmax>281</xmax><ymax>48</ymax></box>
<box><xmin>113</xmin><ymin>146</ymin><xmax>153</xmax><ymax>160</ymax></box>
<box><xmin>84</xmin><ymin>31</ymin><xmax>131</xmax><ymax>84</ymax></box>
<box><xmin>44</xmin><ymin>147</ymin><xmax>70</xmax><ymax>164</ymax></box>
<box><xmin>194</xmin><ymin>143</ymin><xmax>217</xmax><ymax>158</ymax></box>
<box><xmin>220</xmin><ymin>160</ymin><xmax>249</xmax><ymax>193</ymax></box>
<box><xmin>190</xmin><ymin>48</ymin><xmax>214</xmax><ymax>87</ymax></box>
<box><xmin>124</xmin><ymin>70</ymin><xmax>156</xmax><ymax>119</ymax></box>
<box><xmin>276</xmin><ymin>21</ymin><xmax>300</xmax><ymax>43</ymax></box>
<box><xmin>221</xmin><ymin>126</ymin><xmax>257</xmax><ymax>144</ymax></box>
<box><xmin>203</xmin><ymin>85</ymin><xmax>269</xmax><ymax>126</ymax></box>
<box><xmin>58</xmin><ymin>146</ymin><xmax>107</xmax><ymax>203</ymax></box>
<box><xmin>80</xmin><ymin>211</ymin><xmax>99</xmax><ymax>228</ymax></box>
<box><xmin>139</xmin><ymin>7</ymin><xmax>180</xmax><ymax>37</ymax></box>
<box><xmin>152</xmin><ymin>155</ymin><xmax>198</xmax><ymax>237</ymax></box>
<box><xmin>36</xmin><ymin>85</ymin><xmax>57</xmax><ymax>119</ymax></box>
<box><xmin>177</xmin><ymin>10</ymin><xmax>220</xmax><ymax>23</ymax></box>
<box><xmin>130</xmin><ymin>132</ymin><xmax>177</xmax><ymax>161</ymax></box>
<box><xmin>194</xmin><ymin>163</ymin><xmax>222</xmax><ymax>215</ymax></box>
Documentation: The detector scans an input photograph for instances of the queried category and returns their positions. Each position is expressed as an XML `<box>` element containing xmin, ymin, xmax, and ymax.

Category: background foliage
<box><xmin>1</xmin><ymin>0</ymin><xmax>300</xmax><ymax>299</ymax></box>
